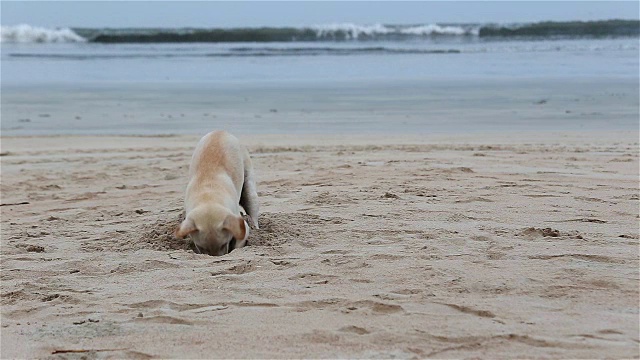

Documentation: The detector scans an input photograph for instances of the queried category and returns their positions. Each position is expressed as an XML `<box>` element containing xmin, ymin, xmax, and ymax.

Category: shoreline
<box><xmin>1</xmin><ymin>128</ymin><xmax>638</xmax><ymax>143</ymax></box>
<box><xmin>2</xmin><ymin>77</ymin><xmax>638</xmax><ymax>137</ymax></box>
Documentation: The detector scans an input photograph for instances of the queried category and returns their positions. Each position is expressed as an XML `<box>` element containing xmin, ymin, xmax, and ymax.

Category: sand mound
<box><xmin>138</xmin><ymin>211</ymin><xmax>193</xmax><ymax>251</ymax></box>
<box><xmin>519</xmin><ymin>227</ymin><xmax>561</xmax><ymax>238</ymax></box>
<box><xmin>246</xmin><ymin>212</ymin><xmax>309</xmax><ymax>247</ymax></box>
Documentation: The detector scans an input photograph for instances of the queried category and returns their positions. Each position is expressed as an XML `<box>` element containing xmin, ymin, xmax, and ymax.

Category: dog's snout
<box><xmin>193</xmin><ymin>243</ymin><xmax>203</xmax><ymax>254</ymax></box>
<box><xmin>219</xmin><ymin>242</ymin><xmax>229</xmax><ymax>256</ymax></box>
<box><xmin>193</xmin><ymin>238</ymin><xmax>239</xmax><ymax>256</ymax></box>
<box><xmin>192</xmin><ymin>243</ymin><xmax>227</xmax><ymax>256</ymax></box>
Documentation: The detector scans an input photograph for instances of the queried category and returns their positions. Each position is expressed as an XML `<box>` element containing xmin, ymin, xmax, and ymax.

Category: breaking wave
<box><xmin>1</xmin><ymin>24</ymin><xmax>86</xmax><ymax>43</ymax></box>
<box><xmin>77</xmin><ymin>23</ymin><xmax>478</xmax><ymax>43</ymax></box>
<box><xmin>311</xmin><ymin>23</ymin><xmax>477</xmax><ymax>40</ymax></box>
<box><xmin>1</xmin><ymin>20</ymin><xmax>637</xmax><ymax>44</ymax></box>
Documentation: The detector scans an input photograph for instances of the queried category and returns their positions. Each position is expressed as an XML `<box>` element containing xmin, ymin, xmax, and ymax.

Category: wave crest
<box><xmin>2</xmin><ymin>20</ymin><xmax>637</xmax><ymax>44</ymax></box>
<box><xmin>1</xmin><ymin>24</ymin><xmax>86</xmax><ymax>43</ymax></box>
<box><xmin>312</xmin><ymin>23</ymin><xmax>477</xmax><ymax>40</ymax></box>
<box><xmin>402</xmin><ymin>24</ymin><xmax>478</xmax><ymax>36</ymax></box>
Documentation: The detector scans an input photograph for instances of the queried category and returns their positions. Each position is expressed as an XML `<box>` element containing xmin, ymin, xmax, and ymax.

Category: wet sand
<box><xmin>2</xmin><ymin>78</ymin><xmax>639</xmax><ymax>136</ymax></box>
<box><xmin>1</xmin><ymin>131</ymin><xmax>638</xmax><ymax>358</ymax></box>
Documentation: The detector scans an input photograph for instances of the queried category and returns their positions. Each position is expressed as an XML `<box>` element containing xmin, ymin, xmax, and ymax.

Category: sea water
<box><xmin>1</xmin><ymin>22</ymin><xmax>638</xmax><ymax>135</ymax></box>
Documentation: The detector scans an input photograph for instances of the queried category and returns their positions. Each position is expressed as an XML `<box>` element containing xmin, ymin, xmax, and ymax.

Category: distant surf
<box><xmin>0</xmin><ymin>24</ymin><xmax>86</xmax><ymax>43</ymax></box>
<box><xmin>2</xmin><ymin>20</ymin><xmax>638</xmax><ymax>43</ymax></box>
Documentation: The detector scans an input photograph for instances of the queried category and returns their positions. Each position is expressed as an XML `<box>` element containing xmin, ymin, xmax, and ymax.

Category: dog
<box><xmin>175</xmin><ymin>130</ymin><xmax>259</xmax><ymax>256</ymax></box>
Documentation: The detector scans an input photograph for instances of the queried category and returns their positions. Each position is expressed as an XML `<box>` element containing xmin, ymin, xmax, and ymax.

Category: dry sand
<box><xmin>1</xmin><ymin>132</ymin><xmax>638</xmax><ymax>358</ymax></box>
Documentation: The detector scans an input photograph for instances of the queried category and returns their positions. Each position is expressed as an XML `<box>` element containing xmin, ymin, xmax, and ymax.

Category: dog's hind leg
<box><xmin>240</xmin><ymin>150</ymin><xmax>260</xmax><ymax>229</ymax></box>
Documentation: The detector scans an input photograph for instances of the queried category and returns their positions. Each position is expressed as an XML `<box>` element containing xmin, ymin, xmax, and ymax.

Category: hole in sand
<box><xmin>137</xmin><ymin>211</ymin><xmax>314</xmax><ymax>253</ymax></box>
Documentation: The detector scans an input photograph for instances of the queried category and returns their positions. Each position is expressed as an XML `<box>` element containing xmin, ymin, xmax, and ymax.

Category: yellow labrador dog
<box><xmin>175</xmin><ymin>130</ymin><xmax>259</xmax><ymax>256</ymax></box>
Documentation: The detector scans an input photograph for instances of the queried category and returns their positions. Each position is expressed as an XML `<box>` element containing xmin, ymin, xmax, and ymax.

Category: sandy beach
<box><xmin>2</xmin><ymin>3</ymin><xmax>639</xmax><ymax>358</ymax></box>
<box><xmin>1</xmin><ymin>130</ymin><xmax>638</xmax><ymax>358</ymax></box>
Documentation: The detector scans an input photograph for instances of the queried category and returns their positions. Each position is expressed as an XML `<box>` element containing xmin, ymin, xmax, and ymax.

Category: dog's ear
<box><xmin>223</xmin><ymin>215</ymin><xmax>248</xmax><ymax>241</ymax></box>
<box><xmin>175</xmin><ymin>218</ymin><xmax>198</xmax><ymax>239</ymax></box>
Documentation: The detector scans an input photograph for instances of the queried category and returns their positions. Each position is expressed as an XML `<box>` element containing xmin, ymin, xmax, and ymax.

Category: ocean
<box><xmin>1</xmin><ymin>20</ymin><xmax>639</xmax><ymax>135</ymax></box>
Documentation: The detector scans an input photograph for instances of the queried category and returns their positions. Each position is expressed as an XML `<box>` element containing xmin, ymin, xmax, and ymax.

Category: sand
<box><xmin>1</xmin><ymin>131</ymin><xmax>638</xmax><ymax>358</ymax></box>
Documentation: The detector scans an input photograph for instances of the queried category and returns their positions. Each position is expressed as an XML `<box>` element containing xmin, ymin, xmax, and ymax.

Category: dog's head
<box><xmin>175</xmin><ymin>205</ymin><xmax>248</xmax><ymax>256</ymax></box>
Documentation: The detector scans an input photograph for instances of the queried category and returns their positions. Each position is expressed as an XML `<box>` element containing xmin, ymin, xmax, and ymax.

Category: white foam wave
<box><xmin>312</xmin><ymin>23</ymin><xmax>477</xmax><ymax>39</ymax></box>
<box><xmin>1</xmin><ymin>24</ymin><xmax>86</xmax><ymax>43</ymax></box>
<box><xmin>401</xmin><ymin>24</ymin><xmax>479</xmax><ymax>36</ymax></box>
<box><xmin>313</xmin><ymin>23</ymin><xmax>391</xmax><ymax>39</ymax></box>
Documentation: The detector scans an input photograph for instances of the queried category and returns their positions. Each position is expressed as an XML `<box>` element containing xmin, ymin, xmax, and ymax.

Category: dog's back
<box><xmin>189</xmin><ymin>131</ymin><xmax>245</xmax><ymax>196</ymax></box>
